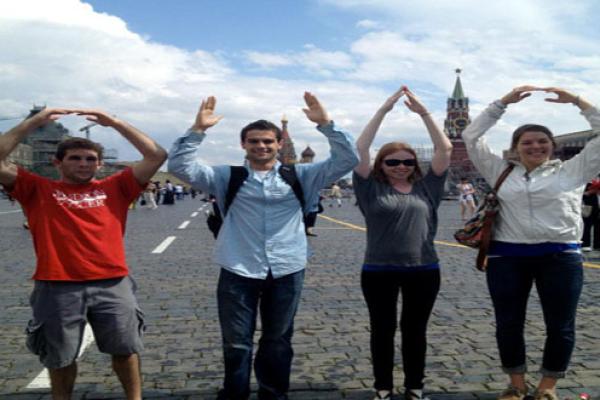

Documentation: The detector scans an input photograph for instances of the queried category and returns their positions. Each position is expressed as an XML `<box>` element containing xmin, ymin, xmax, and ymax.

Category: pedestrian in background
<box><xmin>582</xmin><ymin>179</ymin><xmax>600</xmax><ymax>252</ymax></box>
<box><xmin>456</xmin><ymin>177</ymin><xmax>477</xmax><ymax>220</ymax></box>
<box><xmin>143</xmin><ymin>181</ymin><xmax>158</xmax><ymax>209</ymax></box>
<box><xmin>163</xmin><ymin>179</ymin><xmax>175</xmax><ymax>204</ymax></box>
<box><xmin>304</xmin><ymin>195</ymin><xmax>324</xmax><ymax>236</ymax></box>
<box><xmin>329</xmin><ymin>182</ymin><xmax>342</xmax><ymax>207</ymax></box>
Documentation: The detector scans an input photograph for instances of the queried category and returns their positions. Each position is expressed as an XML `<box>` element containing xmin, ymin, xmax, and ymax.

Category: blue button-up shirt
<box><xmin>167</xmin><ymin>123</ymin><xmax>358</xmax><ymax>279</ymax></box>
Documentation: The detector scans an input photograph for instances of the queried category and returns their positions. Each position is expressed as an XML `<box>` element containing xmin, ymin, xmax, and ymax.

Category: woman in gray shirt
<box><xmin>354</xmin><ymin>87</ymin><xmax>453</xmax><ymax>400</ymax></box>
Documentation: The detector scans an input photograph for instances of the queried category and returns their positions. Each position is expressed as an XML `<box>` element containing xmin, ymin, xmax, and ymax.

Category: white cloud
<box><xmin>1</xmin><ymin>0</ymin><xmax>599</xmax><ymax>168</ymax></box>
<box><xmin>356</xmin><ymin>19</ymin><xmax>381</xmax><ymax>29</ymax></box>
<box><xmin>245</xmin><ymin>51</ymin><xmax>294</xmax><ymax>68</ymax></box>
<box><xmin>245</xmin><ymin>45</ymin><xmax>355</xmax><ymax>77</ymax></box>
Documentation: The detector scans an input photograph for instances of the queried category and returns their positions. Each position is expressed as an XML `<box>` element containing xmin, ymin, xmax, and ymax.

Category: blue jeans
<box><xmin>486</xmin><ymin>252</ymin><xmax>583</xmax><ymax>378</ymax></box>
<box><xmin>216</xmin><ymin>268</ymin><xmax>304</xmax><ymax>400</ymax></box>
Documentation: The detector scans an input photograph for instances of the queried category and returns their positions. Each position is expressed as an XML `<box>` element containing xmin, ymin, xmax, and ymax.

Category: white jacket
<box><xmin>462</xmin><ymin>100</ymin><xmax>600</xmax><ymax>244</ymax></box>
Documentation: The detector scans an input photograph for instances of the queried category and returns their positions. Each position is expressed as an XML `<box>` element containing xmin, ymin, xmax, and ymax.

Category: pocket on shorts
<box><xmin>127</xmin><ymin>275</ymin><xmax>138</xmax><ymax>293</ymax></box>
<box><xmin>135</xmin><ymin>308</ymin><xmax>146</xmax><ymax>337</ymax></box>
<box><xmin>25</xmin><ymin>320</ymin><xmax>46</xmax><ymax>357</ymax></box>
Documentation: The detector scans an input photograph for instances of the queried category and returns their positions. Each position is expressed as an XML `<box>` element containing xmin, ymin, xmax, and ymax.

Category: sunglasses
<box><xmin>383</xmin><ymin>158</ymin><xmax>417</xmax><ymax>167</ymax></box>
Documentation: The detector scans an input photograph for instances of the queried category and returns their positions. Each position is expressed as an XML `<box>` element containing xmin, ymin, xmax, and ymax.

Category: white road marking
<box><xmin>190</xmin><ymin>212</ymin><xmax>198</xmax><ymax>218</ymax></box>
<box><xmin>0</xmin><ymin>209</ymin><xmax>22</xmax><ymax>214</ymax></box>
<box><xmin>26</xmin><ymin>323</ymin><xmax>95</xmax><ymax>389</ymax></box>
<box><xmin>178</xmin><ymin>221</ymin><xmax>190</xmax><ymax>230</ymax></box>
<box><xmin>151</xmin><ymin>236</ymin><xmax>176</xmax><ymax>253</ymax></box>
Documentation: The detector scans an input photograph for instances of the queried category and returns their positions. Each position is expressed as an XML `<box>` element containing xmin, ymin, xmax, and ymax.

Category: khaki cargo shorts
<box><xmin>26</xmin><ymin>276</ymin><xmax>145</xmax><ymax>369</ymax></box>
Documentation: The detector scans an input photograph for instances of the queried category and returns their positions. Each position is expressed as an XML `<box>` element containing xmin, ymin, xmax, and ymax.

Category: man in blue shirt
<box><xmin>168</xmin><ymin>92</ymin><xmax>358</xmax><ymax>400</ymax></box>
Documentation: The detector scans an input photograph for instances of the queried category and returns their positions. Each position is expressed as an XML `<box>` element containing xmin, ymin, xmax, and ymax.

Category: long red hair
<box><xmin>372</xmin><ymin>142</ymin><xmax>422</xmax><ymax>184</ymax></box>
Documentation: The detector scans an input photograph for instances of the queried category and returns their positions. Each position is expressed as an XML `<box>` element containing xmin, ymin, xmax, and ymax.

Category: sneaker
<box><xmin>582</xmin><ymin>246</ymin><xmax>592</xmax><ymax>252</ymax></box>
<box><xmin>373</xmin><ymin>390</ymin><xmax>392</xmax><ymax>400</ymax></box>
<box><xmin>498</xmin><ymin>385</ymin><xmax>528</xmax><ymax>400</ymax></box>
<box><xmin>405</xmin><ymin>389</ymin><xmax>431</xmax><ymax>400</ymax></box>
<box><xmin>532</xmin><ymin>389</ymin><xmax>559</xmax><ymax>400</ymax></box>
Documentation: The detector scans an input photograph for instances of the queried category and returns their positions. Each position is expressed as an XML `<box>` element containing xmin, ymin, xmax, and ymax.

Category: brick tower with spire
<box><xmin>278</xmin><ymin>115</ymin><xmax>297</xmax><ymax>164</ymax></box>
<box><xmin>444</xmin><ymin>69</ymin><xmax>479</xmax><ymax>187</ymax></box>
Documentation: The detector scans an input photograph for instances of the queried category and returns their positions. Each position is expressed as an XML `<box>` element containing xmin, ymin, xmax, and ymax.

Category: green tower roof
<box><xmin>451</xmin><ymin>68</ymin><xmax>465</xmax><ymax>99</ymax></box>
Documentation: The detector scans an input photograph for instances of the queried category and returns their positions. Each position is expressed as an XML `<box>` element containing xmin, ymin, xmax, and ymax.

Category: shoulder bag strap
<box><xmin>278</xmin><ymin>164</ymin><xmax>305</xmax><ymax>211</ymax></box>
<box><xmin>224</xmin><ymin>166</ymin><xmax>249</xmax><ymax>215</ymax></box>
<box><xmin>476</xmin><ymin>163</ymin><xmax>515</xmax><ymax>271</ymax></box>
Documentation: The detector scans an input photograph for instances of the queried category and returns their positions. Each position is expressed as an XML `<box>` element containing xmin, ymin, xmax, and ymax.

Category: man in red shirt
<box><xmin>0</xmin><ymin>107</ymin><xmax>167</xmax><ymax>400</ymax></box>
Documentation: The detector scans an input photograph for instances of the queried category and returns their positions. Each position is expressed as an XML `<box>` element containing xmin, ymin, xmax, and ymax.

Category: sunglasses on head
<box><xmin>383</xmin><ymin>158</ymin><xmax>417</xmax><ymax>167</ymax></box>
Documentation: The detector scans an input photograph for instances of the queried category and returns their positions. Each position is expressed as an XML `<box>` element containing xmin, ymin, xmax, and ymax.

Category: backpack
<box><xmin>207</xmin><ymin>164</ymin><xmax>305</xmax><ymax>238</ymax></box>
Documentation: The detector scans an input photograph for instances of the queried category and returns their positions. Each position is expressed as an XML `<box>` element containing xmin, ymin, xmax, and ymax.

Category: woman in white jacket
<box><xmin>462</xmin><ymin>86</ymin><xmax>599</xmax><ymax>400</ymax></box>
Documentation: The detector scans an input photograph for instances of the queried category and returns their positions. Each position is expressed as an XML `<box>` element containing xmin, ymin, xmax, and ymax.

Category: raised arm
<box><xmin>543</xmin><ymin>88</ymin><xmax>600</xmax><ymax>185</ymax></box>
<box><xmin>302</xmin><ymin>91</ymin><xmax>331</xmax><ymax>126</ymax></box>
<box><xmin>404</xmin><ymin>88</ymin><xmax>453</xmax><ymax>176</ymax></box>
<box><xmin>543</xmin><ymin>87</ymin><xmax>593</xmax><ymax>111</ymax></box>
<box><xmin>167</xmin><ymin>97</ymin><xmax>224</xmax><ymax>194</ymax></box>
<box><xmin>302</xmin><ymin>93</ymin><xmax>358</xmax><ymax>181</ymax></box>
<box><xmin>73</xmin><ymin>110</ymin><xmax>167</xmax><ymax>185</ymax></box>
<box><xmin>190</xmin><ymin>96</ymin><xmax>223</xmax><ymax>133</ymax></box>
<box><xmin>0</xmin><ymin>108</ymin><xmax>72</xmax><ymax>189</ymax></box>
<box><xmin>297</xmin><ymin>92</ymin><xmax>358</xmax><ymax>210</ymax></box>
<box><xmin>354</xmin><ymin>88</ymin><xmax>404</xmax><ymax>178</ymax></box>
<box><xmin>462</xmin><ymin>86</ymin><xmax>540</xmax><ymax>183</ymax></box>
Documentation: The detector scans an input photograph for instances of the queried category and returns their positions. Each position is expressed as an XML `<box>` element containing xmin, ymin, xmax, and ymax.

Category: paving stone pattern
<box><xmin>1</xmin><ymin>196</ymin><xmax>599</xmax><ymax>399</ymax></box>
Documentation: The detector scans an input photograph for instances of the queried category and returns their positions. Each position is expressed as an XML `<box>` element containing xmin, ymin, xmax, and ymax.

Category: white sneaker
<box><xmin>373</xmin><ymin>390</ymin><xmax>391</xmax><ymax>399</ymax></box>
<box><xmin>405</xmin><ymin>389</ymin><xmax>431</xmax><ymax>400</ymax></box>
<box><xmin>582</xmin><ymin>246</ymin><xmax>593</xmax><ymax>252</ymax></box>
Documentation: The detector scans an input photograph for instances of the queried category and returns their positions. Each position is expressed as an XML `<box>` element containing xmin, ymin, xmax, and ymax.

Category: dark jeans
<box><xmin>361</xmin><ymin>268</ymin><xmax>440</xmax><ymax>391</ymax></box>
<box><xmin>486</xmin><ymin>252</ymin><xmax>583</xmax><ymax>378</ymax></box>
<box><xmin>582</xmin><ymin>215</ymin><xmax>600</xmax><ymax>249</ymax></box>
<box><xmin>216</xmin><ymin>268</ymin><xmax>305</xmax><ymax>400</ymax></box>
<box><xmin>304</xmin><ymin>212</ymin><xmax>318</xmax><ymax>229</ymax></box>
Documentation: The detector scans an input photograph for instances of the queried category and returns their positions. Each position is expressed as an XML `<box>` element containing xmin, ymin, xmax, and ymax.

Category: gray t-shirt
<box><xmin>353</xmin><ymin>169</ymin><xmax>447</xmax><ymax>266</ymax></box>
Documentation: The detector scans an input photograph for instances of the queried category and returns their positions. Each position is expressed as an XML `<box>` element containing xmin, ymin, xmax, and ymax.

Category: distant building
<box><xmin>501</xmin><ymin>128</ymin><xmax>598</xmax><ymax>163</ymax></box>
<box><xmin>21</xmin><ymin>106</ymin><xmax>71</xmax><ymax>179</ymax></box>
<box><xmin>8</xmin><ymin>105</ymin><xmax>121</xmax><ymax>179</ymax></box>
<box><xmin>444</xmin><ymin>69</ymin><xmax>483</xmax><ymax>190</ymax></box>
<box><xmin>6</xmin><ymin>143</ymin><xmax>33</xmax><ymax>169</ymax></box>
<box><xmin>299</xmin><ymin>145</ymin><xmax>315</xmax><ymax>163</ymax></box>
<box><xmin>413</xmin><ymin>145</ymin><xmax>433</xmax><ymax>175</ymax></box>
<box><xmin>553</xmin><ymin>128</ymin><xmax>598</xmax><ymax>161</ymax></box>
<box><xmin>278</xmin><ymin>115</ymin><xmax>297</xmax><ymax>164</ymax></box>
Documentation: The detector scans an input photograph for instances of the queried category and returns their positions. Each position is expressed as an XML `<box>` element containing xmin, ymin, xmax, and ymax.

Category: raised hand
<box><xmin>500</xmin><ymin>85</ymin><xmax>542</xmax><ymax>105</ymax></box>
<box><xmin>543</xmin><ymin>87</ymin><xmax>578</xmax><ymax>104</ymax></box>
<box><xmin>379</xmin><ymin>87</ymin><xmax>405</xmax><ymax>113</ymax></box>
<box><xmin>192</xmin><ymin>96</ymin><xmax>223</xmax><ymax>132</ymax></box>
<box><xmin>403</xmin><ymin>87</ymin><xmax>429</xmax><ymax>116</ymax></box>
<box><xmin>302</xmin><ymin>92</ymin><xmax>331</xmax><ymax>126</ymax></box>
<box><xmin>72</xmin><ymin>109</ymin><xmax>118</xmax><ymax>127</ymax></box>
<box><xmin>28</xmin><ymin>108</ymin><xmax>73</xmax><ymax>129</ymax></box>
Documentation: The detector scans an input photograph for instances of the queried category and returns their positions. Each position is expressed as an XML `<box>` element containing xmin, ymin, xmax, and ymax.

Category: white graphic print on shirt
<box><xmin>52</xmin><ymin>189</ymin><xmax>107</xmax><ymax>209</ymax></box>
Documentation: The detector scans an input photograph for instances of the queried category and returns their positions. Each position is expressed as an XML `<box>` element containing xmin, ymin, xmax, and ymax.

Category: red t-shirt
<box><xmin>10</xmin><ymin>167</ymin><xmax>144</xmax><ymax>281</ymax></box>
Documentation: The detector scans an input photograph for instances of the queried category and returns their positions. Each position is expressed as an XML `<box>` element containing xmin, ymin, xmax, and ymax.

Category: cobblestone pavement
<box><xmin>1</xmin><ymin>196</ymin><xmax>600</xmax><ymax>399</ymax></box>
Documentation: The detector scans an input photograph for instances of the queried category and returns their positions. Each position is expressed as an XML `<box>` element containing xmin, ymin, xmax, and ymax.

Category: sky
<box><xmin>1</xmin><ymin>0</ymin><xmax>599</xmax><ymax>164</ymax></box>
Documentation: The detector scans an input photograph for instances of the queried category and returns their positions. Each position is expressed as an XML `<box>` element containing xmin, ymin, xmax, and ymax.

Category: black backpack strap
<box><xmin>224</xmin><ymin>166</ymin><xmax>249</xmax><ymax>215</ymax></box>
<box><xmin>278</xmin><ymin>164</ymin><xmax>305</xmax><ymax>211</ymax></box>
